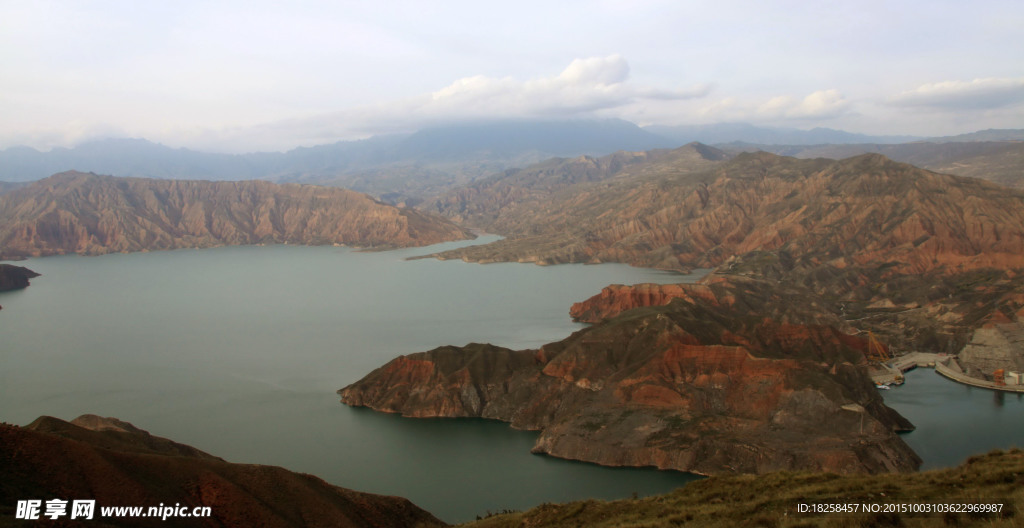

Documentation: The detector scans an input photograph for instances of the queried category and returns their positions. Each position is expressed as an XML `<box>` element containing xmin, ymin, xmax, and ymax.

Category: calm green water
<box><xmin>5</xmin><ymin>241</ymin><xmax>1019</xmax><ymax>521</ymax></box>
<box><xmin>882</xmin><ymin>368</ymin><xmax>1024</xmax><ymax>470</ymax></box>
<box><xmin>0</xmin><ymin>237</ymin><xmax>703</xmax><ymax>523</ymax></box>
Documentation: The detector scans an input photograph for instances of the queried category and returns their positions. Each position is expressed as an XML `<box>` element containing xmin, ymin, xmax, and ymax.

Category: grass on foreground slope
<box><xmin>461</xmin><ymin>449</ymin><xmax>1023</xmax><ymax>528</ymax></box>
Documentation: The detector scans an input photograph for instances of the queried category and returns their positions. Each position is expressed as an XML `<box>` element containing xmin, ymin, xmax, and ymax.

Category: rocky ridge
<box><xmin>423</xmin><ymin>143</ymin><xmax>728</xmax><ymax>229</ymax></box>
<box><xmin>425</xmin><ymin>152</ymin><xmax>1024</xmax><ymax>274</ymax></box>
<box><xmin>0</xmin><ymin>171</ymin><xmax>472</xmax><ymax>259</ymax></box>
<box><xmin>740</xmin><ymin>140</ymin><xmax>1024</xmax><ymax>189</ymax></box>
<box><xmin>341</xmin><ymin>276</ymin><xmax>920</xmax><ymax>476</ymax></box>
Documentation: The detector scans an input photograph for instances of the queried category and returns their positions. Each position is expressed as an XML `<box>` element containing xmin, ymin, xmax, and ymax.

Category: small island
<box><xmin>0</xmin><ymin>264</ymin><xmax>40</xmax><ymax>309</ymax></box>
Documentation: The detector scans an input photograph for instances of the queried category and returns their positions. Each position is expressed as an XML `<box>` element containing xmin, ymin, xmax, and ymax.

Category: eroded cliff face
<box><xmin>1</xmin><ymin>415</ymin><xmax>444</xmax><ymax>528</ymax></box>
<box><xmin>341</xmin><ymin>277</ymin><xmax>920</xmax><ymax>476</ymax></box>
<box><xmin>0</xmin><ymin>171</ymin><xmax>472</xmax><ymax>258</ymax></box>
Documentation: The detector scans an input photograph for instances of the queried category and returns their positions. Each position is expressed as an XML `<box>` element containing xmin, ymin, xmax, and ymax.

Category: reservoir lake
<box><xmin>2</xmin><ymin>236</ymin><xmax>1022</xmax><ymax>522</ymax></box>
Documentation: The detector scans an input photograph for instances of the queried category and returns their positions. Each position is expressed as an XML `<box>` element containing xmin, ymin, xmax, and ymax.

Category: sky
<box><xmin>1</xmin><ymin>0</ymin><xmax>1022</xmax><ymax>153</ymax></box>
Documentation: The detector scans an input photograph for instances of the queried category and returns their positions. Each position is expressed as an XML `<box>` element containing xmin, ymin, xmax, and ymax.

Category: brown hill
<box><xmin>0</xmin><ymin>171</ymin><xmax>472</xmax><ymax>259</ymax></box>
<box><xmin>736</xmin><ymin>140</ymin><xmax>1024</xmax><ymax>189</ymax></box>
<box><xmin>425</xmin><ymin>152</ymin><xmax>1024</xmax><ymax>274</ymax></box>
<box><xmin>0</xmin><ymin>415</ymin><xmax>444</xmax><ymax>528</ymax></box>
<box><xmin>422</xmin><ymin>143</ymin><xmax>729</xmax><ymax>230</ymax></box>
<box><xmin>340</xmin><ymin>276</ymin><xmax>920</xmax><ymax>477</ymax></box>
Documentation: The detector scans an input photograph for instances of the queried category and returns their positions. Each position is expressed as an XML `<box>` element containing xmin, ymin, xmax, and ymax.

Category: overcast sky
<box><xmin>2</xmin><ymin>0</ymin><xmax>1022</xmax><ymax>152</ymax></box>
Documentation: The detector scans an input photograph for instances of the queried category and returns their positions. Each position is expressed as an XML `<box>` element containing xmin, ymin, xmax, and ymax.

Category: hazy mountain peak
<box><xmin>679</xmin><ymin>141</ymin><xmax>730</xmax><ymax>161</ymax></box>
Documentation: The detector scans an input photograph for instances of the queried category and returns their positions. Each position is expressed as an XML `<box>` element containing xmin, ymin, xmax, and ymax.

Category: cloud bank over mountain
<box><xmin>1</xmin><ymin>1</ymin><xmax>1021</xmax><ymax>152</ymax></box>
<box><xmin>888</xmin><ymin>78</ymin><xmax>1024</xmax><ymax>109</ymax></box>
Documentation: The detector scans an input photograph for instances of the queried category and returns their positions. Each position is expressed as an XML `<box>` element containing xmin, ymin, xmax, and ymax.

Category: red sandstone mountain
<box><xmin>0</xmin><ymin>171</ymin><xmax>472</xmax><ymax>259</ymax></box>
<box><xmin>0</xmin><ymin>415</ymin><xmax>444</xmax><ymax>528</ymax></box>
<box><xmin>341</xmin><ymin>276</ymin><xmax>920</xmax><ymax>476</ymax></box>
<box><xmin>427</xmin><ymin>152</ymin><xmax>1024</xmax><ymax>274</ymax></box>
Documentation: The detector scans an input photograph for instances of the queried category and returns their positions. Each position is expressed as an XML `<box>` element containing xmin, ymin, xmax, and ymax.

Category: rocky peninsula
<box><xmin>341</xmin><ymin>276</ymin><xmax>921</xmax><ymax>476</ymax></box>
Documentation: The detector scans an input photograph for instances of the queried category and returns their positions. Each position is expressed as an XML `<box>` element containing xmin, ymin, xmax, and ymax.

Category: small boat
<box><xmin>875</xmin><ymin>383</ymin><xmax>891</xmax><ymax>390</ymax></box>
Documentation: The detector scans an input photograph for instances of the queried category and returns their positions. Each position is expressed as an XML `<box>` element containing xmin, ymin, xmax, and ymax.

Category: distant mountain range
<box><xmin>0</xmin><ymin>119</ymin><xmax>673</xmax><ymax>191</ymax></box>
<box><xmin>2</xmin><ymin>120</ymin><xmax>1020</xmax><ymax>201</ymax></box>
<box><xmin>424</xmin><ymin>143</ymin><xmax>727</xmax><ymax>229</ymax></box>
<box><xmin>723</xmin><ymin>140</ymin><xmax>1024</xmax><ymax>188</ymax></box>
<box><xmin>644</xmin><ymin>123</ymin><xmax>923</xmax><ymax>145</ymax></box>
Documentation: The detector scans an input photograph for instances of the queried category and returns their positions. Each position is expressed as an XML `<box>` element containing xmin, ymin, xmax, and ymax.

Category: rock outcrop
<box><xmin>957</xmin><ymin>320</ymin><xmax>1024</xmax><ymax>379</ymax></box>
<box><xmin>0</xmin><ymin>415</ymin><xmax>444</xmax><ymax>528</ymax></box>
<box><xmin>0</xmin><ymin>171</ymin><xmax>472</xmax><ymax>259</ymax></box>
<box><xmin>341</xmin><ymin>277</ymin><xmax>920</xmax><ymax>476</ymax></box>
<box><xmin>570</xmin><ymin>281</ymin><xmax>722</xmax><ymax>323</ymax></box>
<box><xmin>0</xmin><ymin>263</ymin><xmax>39</xmax><ymax>291</ymax></box>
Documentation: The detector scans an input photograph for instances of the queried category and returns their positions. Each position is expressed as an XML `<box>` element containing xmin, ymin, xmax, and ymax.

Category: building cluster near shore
<box><xmin>871</xmin><ymin>338</ymin><xmax>1024</xmax><ymax>394</ymax></box>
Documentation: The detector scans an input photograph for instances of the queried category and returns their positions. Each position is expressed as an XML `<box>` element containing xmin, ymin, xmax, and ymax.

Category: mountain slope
<box><xmin>0</xmin><ymin>415</ymin><xmax>444</xmax><ymax>527</ymax></box>
<box><xmin>423</xmin><ymin>143</ymin><xmax>728</xmax><ymax>227</ymax></box>
<box><xmin>427</xmin><ymin>152</ymin><xmax>1024</xmax><ymax>274</ymax></box>
<box><xmin>730</xmin><ymin>141</ymin><xmax>1024</xmax><ymax>188</ymax></box>
<box><xmin>0</xmin><ymin>172</ymin><xmax>472</xmax><ymax>258</ymax></box>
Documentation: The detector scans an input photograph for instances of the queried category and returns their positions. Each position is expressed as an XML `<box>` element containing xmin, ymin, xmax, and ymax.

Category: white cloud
<box><xmin>757</xmin><ymin>89</ymin><xmax>850</xmax><ymax>120</ymax></box>
<box><xmin>684</xmin><ymin>90</ymin><xmax>851</xmax><ymax>126</ymax></box>
<box><xmin>888</xmin><ymin>78</ymin><xmax>1024</xmax><ymax>109</ymax></box>
<box><xmin>556</xmin><ymin>55</ymin><xmax>631</xmax><ymax>85</ymax></box>
<box><xmin>423</xmin><ymin>54</ymin><xmax>704</xmax><ymax>118</ymax></box>
<box><xmin>191</xmin><ymin>55</ymin><xmax>710</xmax><ymax>151</ymax></box>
